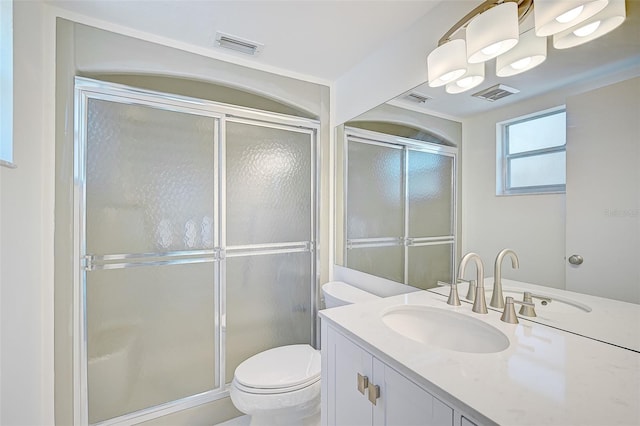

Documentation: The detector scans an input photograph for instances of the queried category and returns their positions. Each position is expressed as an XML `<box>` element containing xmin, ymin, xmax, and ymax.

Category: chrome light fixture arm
<box><xmin>437</xmin><ymin>0</ymin><xmax>534</xmax><ymax>46</ymax></box>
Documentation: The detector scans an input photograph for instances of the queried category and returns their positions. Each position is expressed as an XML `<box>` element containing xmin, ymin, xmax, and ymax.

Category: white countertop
<box><xmin>429</xmin><ymin>278</ymin><xmax>640</xmax><ymax>352</ymax></box>
<box><xmin>319</xmin><ymin>290</ymin><xmax>640</xmax><ymax>426</ymax></box>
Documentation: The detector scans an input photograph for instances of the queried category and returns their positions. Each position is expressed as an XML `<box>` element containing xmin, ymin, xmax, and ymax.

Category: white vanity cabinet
<box><xmin>322</xmin><ymin>322</ymin><xmax>481</xmax><ymax>426</ymax></box>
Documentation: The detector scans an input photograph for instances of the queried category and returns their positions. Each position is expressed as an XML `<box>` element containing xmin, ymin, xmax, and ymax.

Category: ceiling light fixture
<box><xmin>534</xmin><ymin>0</ymin><xmax>608</xmax><ymax>36</ymax></box>
<box><xmin>426</xmin><ymin>0</ymin><xmax>626</xmax><ymax>96</ymax></box>
<box><xmin>445</xmin><ymin>62</ymin><xmax>485</xmax><ymax>94</ymax></box>
<box><xmin>427</xmin><ymin>39</ymin><xmax>468</xmax><ymax>87</ymax></box>
<box><xmin>496</xmin><ymin>29</ymin><xmax>547</xmax><ymax>77</ymax></box>
<box><xmin>553</xmin><ymin>0</ymin><xmax>625</xmax><ymax>49</ymax></box>
<box><xmin>466</xmin><ymin>2</ymin><xmax>520</xmax><ymax>63</ymax></box>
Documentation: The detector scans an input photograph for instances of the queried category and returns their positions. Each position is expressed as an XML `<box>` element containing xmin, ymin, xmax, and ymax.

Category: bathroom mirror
<box><xmin>334</xmin><ymin>106</ymin><xmax>463</xmax><ymax>291</ymax></box>
<box><xmin>334</xmin><ymin>1</ymin><xmax>640</xmax><ymax>306</ymax></box>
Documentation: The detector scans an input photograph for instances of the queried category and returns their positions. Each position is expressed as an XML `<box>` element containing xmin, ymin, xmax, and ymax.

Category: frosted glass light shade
<box><xmin>445</xmin><ymin>62</ymin><xmax>485</xmax><ymax>94</ymax></box>
<box><xmin>534</xmin><ymin>0</ymin><xmax>609</xmax><ymax>37</ymax></box>
<box><xmin>466</xmin><ymin>2</ymin><xmax>519</xmax><ymax>64</ymax></box>
<box><xmin>496</xmin><ymin>30</ymin><xmax>547</xmax><ymax>77</ymax></box>
<box><xmin>553</xmin><ymin>0</ymin><xmax>625</xmax><ymax>49</ymax></box>
<box><xmin>427</xmin><ymin>39</ymin><xmax>468</xmax><ymax>87</ymax></box>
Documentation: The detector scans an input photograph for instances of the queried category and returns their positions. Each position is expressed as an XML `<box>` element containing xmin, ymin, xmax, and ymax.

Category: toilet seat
<box><xmin>234</xmin><ymin>344</ymin><xmax>321</xmax><ymax>394</ymax></box>
<box><xmin>233</xmin><ymin>376</ymin><xmax>320</xmax><ymax>395</ymax></box>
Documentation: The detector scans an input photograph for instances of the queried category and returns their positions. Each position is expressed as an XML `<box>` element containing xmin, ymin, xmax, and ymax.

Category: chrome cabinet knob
<box><xmin>568</xmin><ymin>254</ymin><xmax>584</xmax><ymax>265</ymax></box>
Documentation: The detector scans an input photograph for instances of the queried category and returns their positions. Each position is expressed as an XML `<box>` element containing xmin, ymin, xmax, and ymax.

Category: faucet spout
<box><xmin>491</xmin><ymin>249</ymin><xmax>519</xmax><ymax>309</ymax></box>
<box><xmin>458</xmin><ymin>253</ymin><xmax>487</xmax><ymax>314</ymax></box>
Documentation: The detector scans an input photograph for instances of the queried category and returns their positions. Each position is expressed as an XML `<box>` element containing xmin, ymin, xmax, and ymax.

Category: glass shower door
<box><xmin>406</xmin><ymin>148</ymin><xmax>456</xmax><ymax>289</ymax></box>
<box><xmin>345</xmin><ymin>139</ymin><xmax>405</xmax><ymax>282</ymax></box>
<box><xmin>78</xmin><ymin>95</ymin><xmax>220</xmax><ymax>424</ymax></box>
<box><xmin>223</xmin><ymin>120</ymin><xmax>316</xmax><ymax>381</ymax></box>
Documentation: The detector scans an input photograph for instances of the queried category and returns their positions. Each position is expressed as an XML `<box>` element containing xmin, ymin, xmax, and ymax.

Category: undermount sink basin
<box><xmin>381</xmin><ymin>305</ymin><xmax>510</xmax><ymax>354</ymax></box>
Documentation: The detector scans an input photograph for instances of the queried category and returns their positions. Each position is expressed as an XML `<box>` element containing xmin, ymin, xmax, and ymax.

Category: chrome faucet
<box><xmin>458</xmin><ymin>253</ymin><xmax>487</xmax><ymax>314</ymax></box>
<box><xmin>491</xmin><ymin>249</ymin><xmax>519</xmax><ymax>309</ymax></box>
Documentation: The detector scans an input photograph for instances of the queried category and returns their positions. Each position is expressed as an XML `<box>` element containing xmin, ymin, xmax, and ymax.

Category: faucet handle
<box><xmin>501</xmin><ymin>296</ymin><xmax>535</xmax><ymax>324</ymax></box>
<box><xmin>436</xmin><ymin>281</ymin><xmax>461</xmax><ymax>306</ymax></box>
<box><xmin>436</xmin><ymin>280</ymin><xmax>462</xmax><ymax>306</ymax></box>
<box><xmin>524</xmin><ymin>291</ymin><xmax>552</xmax><ymax>304</ymax></box>
<box><xmin>519</xmin><ymin>292</ymin><xmax>552</xmax><ymax>317</ymax></box>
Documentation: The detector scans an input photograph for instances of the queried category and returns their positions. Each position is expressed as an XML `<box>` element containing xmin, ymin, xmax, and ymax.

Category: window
<box><xmin>0</xmin><ymin>0</ymin><xmax>14</xmax><ymax>168</ymax></box>
<box><xmin>498</xmin><ymin>108</ymin><xmax>566</xmax><ymax>195</ymax></box>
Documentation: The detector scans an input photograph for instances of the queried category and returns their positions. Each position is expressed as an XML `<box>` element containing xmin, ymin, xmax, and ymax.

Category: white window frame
<box><xmin>496</xmin><ymin>106</ymin><xmax>566</xmax><ymax>195</ymax></box>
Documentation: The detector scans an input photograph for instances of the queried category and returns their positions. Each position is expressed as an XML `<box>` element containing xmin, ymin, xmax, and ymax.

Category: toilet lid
<box><xmin>234</xmin><ymin>344</ymin><xmax>321</xmax><ymax>390</ymax></box>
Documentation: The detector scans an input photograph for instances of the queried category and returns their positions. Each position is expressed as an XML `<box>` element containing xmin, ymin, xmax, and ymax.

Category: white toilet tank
<box><xmin>322</xmin><ymin>281</ymin><xmax>380</xmax><ymax>308</ymax></box>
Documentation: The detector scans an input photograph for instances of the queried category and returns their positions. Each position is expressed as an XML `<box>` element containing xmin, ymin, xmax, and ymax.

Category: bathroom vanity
<box><xmin>319</xmin><ymin>290</ymin><xmax>640</xmax><ymax>426</ymax></box>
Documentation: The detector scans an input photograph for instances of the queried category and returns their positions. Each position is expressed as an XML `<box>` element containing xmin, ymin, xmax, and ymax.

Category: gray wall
<box><xmin>461</xmin><ymin>68</ymin><xmax>640</xmax><ymax>287</ymax></box>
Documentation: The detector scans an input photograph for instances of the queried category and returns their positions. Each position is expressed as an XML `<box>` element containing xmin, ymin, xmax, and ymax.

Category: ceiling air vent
<box><xmin>472</xmin><ymin>84</ymin><xmax>520</xmax><ymax>102</ymax></box>
<box><xmin>215</xmin><ymin>32</ymin><xmax>263</xmax><ymax>56</ymax></box>
<box><xmin>403</xmin><ymin>92</ymin><xmax>432</xmax><ymax>104</ymax></box>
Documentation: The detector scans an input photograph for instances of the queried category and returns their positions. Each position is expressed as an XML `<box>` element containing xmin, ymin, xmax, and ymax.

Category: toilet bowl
<box><xmin>229</xmin><ymin>282</ymin><xmax>378</xmax><ymax>425</ymax></box>
<box><xmin>229</xmin><ymin>344</ymin><xmax>321</xmax><ymax>426</ymax></box>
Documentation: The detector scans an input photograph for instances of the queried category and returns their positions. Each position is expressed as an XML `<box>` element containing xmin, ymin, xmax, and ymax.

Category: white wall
<box><xmin>333</xmin><ymin>1</ymin><xmax>476</xmax><ymax>124</ymax></box>
<box><xmin>461</xmin><ymin>66</ymin><xmax>640</xmax><ymax>288</ymax></box>
<box><xmin>1</xmin><ymin>1</ymin><xmax>54</xmax><ymax>425</ymax></box>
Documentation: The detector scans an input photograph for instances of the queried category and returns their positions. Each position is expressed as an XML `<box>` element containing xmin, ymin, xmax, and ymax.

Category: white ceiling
<box><xmin>47</xmin><ymin>0</ymin><xmax>640</xmax><ymax>119</ymax></box>
<box><xmin>47</xmin><ymin>0</ymin><xmax>441</xmax><ymax>82</ymax></box>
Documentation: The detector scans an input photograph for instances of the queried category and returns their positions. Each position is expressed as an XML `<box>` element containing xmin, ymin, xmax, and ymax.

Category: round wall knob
<box><xmin>568</xmin><ymin>255</ymin><xmax>584</xmax><ymax>265</ymax></box>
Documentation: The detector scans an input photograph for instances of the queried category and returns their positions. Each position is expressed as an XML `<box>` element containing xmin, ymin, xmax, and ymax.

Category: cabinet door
<box><xmin>373</xmin><ymin>358</ymin><xmax>453</xmax><ymax>426</ymax></box>
<box><xmin>325</xmin><ymin>327</ymin><xmax>373</xmax><ymax>425</ymax></box>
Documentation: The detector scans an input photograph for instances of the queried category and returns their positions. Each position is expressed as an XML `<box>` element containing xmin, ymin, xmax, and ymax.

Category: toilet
<box><xmin>229</xmin><ymin>281</ymin><xmax>379</xmax><ymax>426</ymax></box>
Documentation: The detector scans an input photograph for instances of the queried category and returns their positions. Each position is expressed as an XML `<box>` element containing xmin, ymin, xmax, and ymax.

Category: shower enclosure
<box><xmin>73</xmin><ymin>78</ymin><xmax>319</xmax><ymax>425</ymax></box>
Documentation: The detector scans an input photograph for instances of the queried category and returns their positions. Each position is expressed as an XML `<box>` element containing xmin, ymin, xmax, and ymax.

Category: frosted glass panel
<box><xmin>226</xmin><ymin>122</ymin><xmax>312</xmax><ymax>245</ymax></box>
<box><xmin>86</xmin><ymin>99</ymin><xmax>215</xmax><ymax>254</ymax></box>
<box><xmin>408</xmin><ymin>150</ymin><xmax>454</xmax><ymax>237</ymax></box>
<box><xmin>507</xmin><ymin>111</ymin><xmax>566</xmax><ymax>154</ymax></box>
<box><xmin>407</xmin><ymin>244</ymin><xmax>453</xmax><ymax>290</ymax></box>
<box><xmin>86</xmin><ymin>263</ymin><xmax>215</xmax><ymax>423</ymax></box>
<box><xmin>509</xmin><ymin>151</ymin><xmax>566</xmax><ymax>188</ymax></box>
<box><xmin>225</xmin><ymin>252</ymin><xmax>312</xmax><ymax>381</ymax></box>
<box><xmin>347</xmin><ymin>141</ymin><xmax>403</xmax><ymax>239</ymax></box>
<box><xmin>346</xmin><ymin>246</ymin><xmax>404</xmax><ymax>283</ymax></box>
